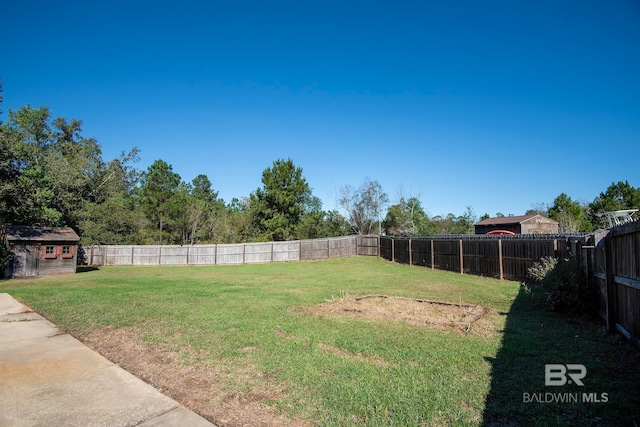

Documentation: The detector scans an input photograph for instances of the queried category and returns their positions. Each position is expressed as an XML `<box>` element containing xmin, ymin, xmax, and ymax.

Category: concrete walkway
<box><xmin>0</xmin><ymin>293</ymin><xmax>215</xmax><ymax>427</ymax></box>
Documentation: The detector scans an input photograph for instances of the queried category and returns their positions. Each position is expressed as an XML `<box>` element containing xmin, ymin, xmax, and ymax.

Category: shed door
<box><xmin>12</xmin><ymin>244</ymin><xmax>39</xmax><ymax>277</ymax></box>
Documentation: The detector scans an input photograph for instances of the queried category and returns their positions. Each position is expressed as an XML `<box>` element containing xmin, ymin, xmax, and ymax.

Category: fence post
<box><xmin>271</xmin><ymin>242</ymin><xmax>274</xmax><ymax>263</ymax></box>
<box><xmin>327</xmin><ymin>238</ymin><xmax>330</xmax><ymax>258</ymax></box>
<box><xmin>498</xmin><ymin>239</ymin><xmax>504</xmax><ymax>280</ymax></box>
<box><xmin>409</xmin><ymin>239</ymin><xmax>412</xmax><ymax>266</ymax></box>
<box><xmin>158</xmin><ymin>246</ymin><xmax>162</xmax><ymax>265</ymax></box>
<box><xmin>89</xmin><ymin>246</ymin><xmax>94</xmax><ymax>266</ymax></box>
<box><xmin>604</xmin><ymin>232</ymin><xmax>616</xmax><ymax>333</ymax></box>
<box><xmin>131</xmin><ymin>246</ymin><xmax>135</xmax><ymax>265</ymax></box>
<box><xmin>214</xmin><ymin>244</ymin><xmax>217</xmax><ymax>265</ymax></box>
<box><xmin>186</xmin><ymin>245</ymin><xmax>190</xmax><ymax>266</ymax></box>
<box><xmin>392</xmin><ymin>237</ymin><xmax>395</xmax><ymax>262</ymax></box>
<box><xmin>430</xmin><ymin>239</ymin><xmax>435</xmax><ymax>269</ymax></box>
<box><xmin>459</xmin><ymin>239</ymin><xmax>464</xmax><ymax>274</ymax></box>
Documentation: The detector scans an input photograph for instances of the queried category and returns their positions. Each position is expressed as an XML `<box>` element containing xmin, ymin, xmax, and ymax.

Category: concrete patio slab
<box><xmin>0</xmin><ymin>293</ymin><xmax>215</xmax><ymax>426</ymax></box>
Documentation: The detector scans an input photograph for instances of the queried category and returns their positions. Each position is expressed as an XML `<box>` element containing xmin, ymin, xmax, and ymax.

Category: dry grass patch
<box><xmin>305</xmin><ymin>294</ymin><xmax>489</xmax><ymax>333</ymax></box>
<box><xmin>317</xmin><ymin>342</ymin><xmax>392</xmax><ymax>368</ymax></box>
<box><xmin>77</xmin><ymin>326</ymin><xmax>310</xmax><ymax>427</ymax></box>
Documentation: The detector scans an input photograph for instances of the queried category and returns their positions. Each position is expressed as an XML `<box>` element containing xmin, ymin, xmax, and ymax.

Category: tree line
<box><xmin>381</xmin><ymin>180</ymin><xmax>640</xmax><ymax>237</ymax></box>
<box><xmin>1</xmin><ymin>93</ymin><xmax>638</xmax><ymax>246</ymax></box>
<box><xmin>0</xmin><ymin>106</ymin><xmax>348</xmax><ymax>244</ymax></box>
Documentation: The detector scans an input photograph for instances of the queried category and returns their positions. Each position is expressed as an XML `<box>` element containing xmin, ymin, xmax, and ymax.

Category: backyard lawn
<box><xmin>2</xmin><ymin>257</ymin><xmax>638</xmax><ymax>426</ymax></box>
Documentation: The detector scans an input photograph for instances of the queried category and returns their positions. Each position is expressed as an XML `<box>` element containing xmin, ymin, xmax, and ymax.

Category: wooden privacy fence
<box><xmin>381</xmin><ymin>228</ymin><xmax>639</xmax><ymax>347</ymax></box>
<box><xmin>380</xmin><ymin>235</ymin><xmax>582</xmax><ymax>281</ymax></box>
<box><xmin>85</xmin><ymin>235</ymin><xmax>380</xmax><ymax>266</ymax></box>
<box><xmin>587</xmin><ymin>220</ymin><xmax>640</xmax><ymax>347</ymax></box>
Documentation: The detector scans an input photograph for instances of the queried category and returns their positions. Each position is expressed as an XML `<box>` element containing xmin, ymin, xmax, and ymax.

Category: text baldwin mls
<box><xmin>523</xmin><ymin>392</ymin><xmax>608</xmax><ymax>404</ymax></box>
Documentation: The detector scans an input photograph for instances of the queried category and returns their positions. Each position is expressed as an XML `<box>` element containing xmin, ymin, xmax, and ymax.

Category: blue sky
<box><xmin>2</xmin><ymin>1</ymin><xmax>639</xmax><ymax>218</ymax></box>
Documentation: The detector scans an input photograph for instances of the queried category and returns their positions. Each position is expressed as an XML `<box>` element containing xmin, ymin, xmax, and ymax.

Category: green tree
<box><xmin>589</xmin><ymin>181</ymin><xmax>640</xmax><ymax>228</ymax></box>
<box><xmin>527</xmin><ymin>202</ymin><xmax>550</xmax><ymax>216</ymax></box>
<box><xmin>0</xmin><ymin>92</ymin><xmax>144</xmax><ymax>245</ymax></box>
<box><xmin>138</xmin><ymin>159</ymin><xmax>181</xmax><ymax>244</ymax></box>
<box><xmin>295</xmin><ymin>209</ymin><xmax>352</xmax><ymax>240</ymax></box>
<box><xmin>430</xmin><ymin>214</ymin><xmax>451</xmax><ymax>234</ymax></box>
<box><xmin>429</xmin><ymin>207</ymin><xmax>477</xmax><ymax>235</ymax></box>
<box><xmin>192</xmin><ymin>174</ymin><xmax>219</xmax><ymax>203</ymax></box>
<box><xmin>0</xmin><ymin>226</ymin><xmax>13</xmax><ymax>278</ymax></box>
<box><xmin>44</xmin><ymin>117</ymin><xmax>103</xmax><ymax>228</ymax></box>
<box><xmin>168</xmin><ymin>176</ymin><xmax>224</xmax><ymax>245</ymax></box>
<box><xmin>549</xmin><ymin>193</ymin><xmax>592</xmax><ymax>232</ymax></box>
<box><xmin>338</xmin><ymin>178</ymin><xmax>389</xmax><ymax>235</ymax></box>
<box><xmin>186</xmin><ymin>174</ymin><xmax>224</xmax><ymax>244</ymax></box>
<box><xmin>15</xmin><ymin>165</ymin><xmax>60</xmax><ymax>225</ymax></box>
<box><xmin>0</xmin><ymin>105</ymin><xmax>53</xmax><ymax>225</ymax></box>
<box><xmin>253</xmin><ymin>158</ymin><xmax>313</xmax><ymax>241</ymax></box>
<box><xmin>80</xmin><ymin>149</ymin><xmax>144</xmax><ymax>245</ymax></box>
<box><xmin>219</xmin><ymin>197</ymin><xmax>258</xmax><ymax>243</ymax></box>
<box><xmin>289</xmin><ymin>189</ymin><xmax>345</xmax><ymax>240</ymax></box>
<box><xmin>6</xmin><ymin>105</ymin><xmax>51</xmax><ymax>167</ymax></box>
<box><xmin>295</xmin><ymin>211</ymin><xmax>325</xmax><ymax>240</ymax></box>
<box><xmin>383</xmin><ymin>196</ymin><xmax>431</xmax><ymax>236</ymax></box>
<box><xmin>321</xmin><ymin>210</ymin><xmax>351</xmax><ymax>237</ymax></box>
<box><xmin>171</xmin><ymin>181</ymin><xmax>193</xmax><ymax>244</ymax></box>
<box><xmin>449</xmin><ymin>206</ymin><xmax>477</xmax><ymax>235</ymax></box>
<box><xmin>0</xmin><ymin>104</ymin><xmax>102</xmax><ymax>229</ymax></box>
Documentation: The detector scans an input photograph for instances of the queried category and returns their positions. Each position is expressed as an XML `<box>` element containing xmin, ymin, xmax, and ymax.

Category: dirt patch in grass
<box><xmin>305</xmin><ymin>294</ymin><xmax>489</xmax><ymax>333</ymax></box>
<box><xmin>76</xmin><ymin>326</ymin><xmax>310</xmax><ymax>427</ymax></box>
<box><xmin>318</xmin><ymin>342</ymin><xmax>392</xmax><ymax>368</ymax></box>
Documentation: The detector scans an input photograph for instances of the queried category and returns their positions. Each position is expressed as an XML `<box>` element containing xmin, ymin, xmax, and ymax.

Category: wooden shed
<box><xmin>474</xmin><ymin>214</ymin><xmax>559</xmax><ymax>235</ymax></box>
<box><xmin>4</xmin><ymin>226</ymin><xmax>80</xmax><ymax>278</ymax></box>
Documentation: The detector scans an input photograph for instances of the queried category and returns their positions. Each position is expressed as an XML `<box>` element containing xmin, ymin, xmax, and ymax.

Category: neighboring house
<box><xmin>474</xmin><ymin>214</ymin><xmax>559</xmax><ymax>235</ymax></box>
<box><xmin>3</xmin><ymin>226</ymin><xmax>80</xmax><ymax>278</ymax></box>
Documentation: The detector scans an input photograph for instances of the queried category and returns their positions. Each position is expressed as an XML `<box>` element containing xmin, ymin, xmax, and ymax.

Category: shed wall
<box><xmin>520</xmin><ymin>222</ymin><xmax>559</xmax><ymax>234</ymax></box>
<box><xmin>9</xmin><ymin>242</ymin><xmax>77</xmax><ymax>277</ymax></box>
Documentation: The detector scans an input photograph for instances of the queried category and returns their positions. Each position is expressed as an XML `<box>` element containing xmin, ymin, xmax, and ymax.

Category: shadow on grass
<box><xmin>76</xmin><ymin>266</ymin><xmax>100</xmax><ymax>273</ymax></box>
<box><xmin>483</xmin><ymin>287</ymin><xmax>640</xmax><ymax>426</ymax></box>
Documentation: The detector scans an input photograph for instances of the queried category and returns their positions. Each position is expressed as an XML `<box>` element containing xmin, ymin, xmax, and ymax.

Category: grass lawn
<box><xmin>2</xmin><ymin>257</ymin><xmax>638</xmax><ymax>426</ymax></box>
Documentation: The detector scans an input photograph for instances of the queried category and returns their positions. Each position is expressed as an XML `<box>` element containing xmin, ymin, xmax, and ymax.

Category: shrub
<box><xmin>0</xmin><ymin>229</ymin><xmax>12</xmax><ymax>278</ymax></box>
<box><xmin>527</xmin><ymin>256</ymin><xmax>558</xmax><ymax>282</ymax></box>
<box><xmin>526</xmin><ymin>254</ymin><xmax>594</xmax><ymax>313</ymax></box>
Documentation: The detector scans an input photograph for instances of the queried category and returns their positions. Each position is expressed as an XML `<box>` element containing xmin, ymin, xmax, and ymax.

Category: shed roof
<box><xmin>4</xmin><ymin>226</ymin><xmax>80</xmax><ymax>242</ymax></box>
<box><xmin>475</xmin><ymin>214</ymin><xmax>558</xmax><ymax>226</ymax></box>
